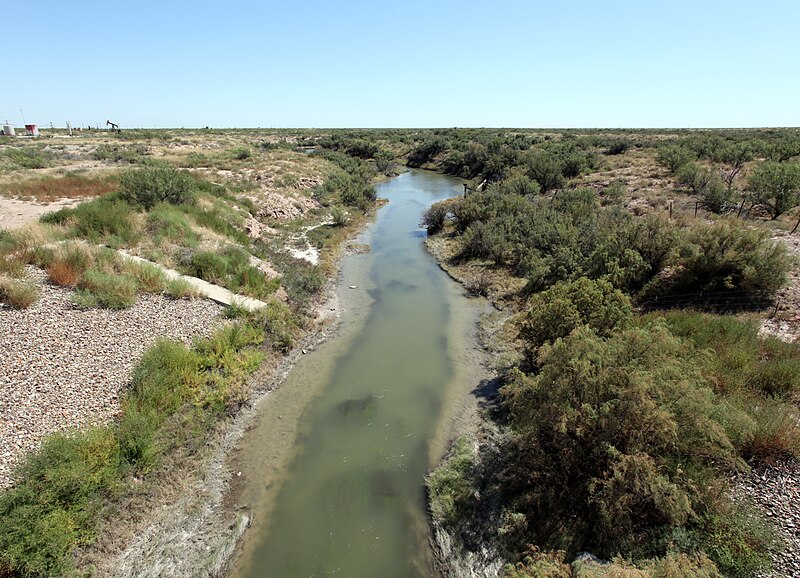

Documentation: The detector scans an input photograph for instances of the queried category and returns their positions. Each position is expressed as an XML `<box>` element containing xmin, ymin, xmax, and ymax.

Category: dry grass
<box><xmin>46</xmin><ymin>260</ymin><xmax>81</xmax><ymax>286</ymax></box>
<box><xmin>3</xmin><ymin>176</ymin><xmax>116</xmax><ymax>203</ymax></box>
<box><xmin>0</xmin><ymin>275</ymin><xmax>40</xmax><ymax>308</ymax></box>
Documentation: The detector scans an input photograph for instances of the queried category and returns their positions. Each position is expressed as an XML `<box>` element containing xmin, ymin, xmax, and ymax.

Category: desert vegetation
<box><xmin>0</xmin><ymin>128</ymin><xmax>384</xmax><ymax>576</ymax></box>
<box><xmin>2</xmin><ymin>126</ymin><xmax>799</xmax><ymax>577</ymax></box>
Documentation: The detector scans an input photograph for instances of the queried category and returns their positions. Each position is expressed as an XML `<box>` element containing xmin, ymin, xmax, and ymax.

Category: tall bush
<box><xmin>119</xmin><ymin>166</ymin><xmax>195</xmax><ymax>210</ymax></box>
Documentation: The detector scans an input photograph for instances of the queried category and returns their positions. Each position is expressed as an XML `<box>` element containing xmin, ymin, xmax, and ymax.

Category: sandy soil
<box><xmin>0</xmin><ymin>197</ymin><xmax>79</xmax><ymax>230</ymax></box>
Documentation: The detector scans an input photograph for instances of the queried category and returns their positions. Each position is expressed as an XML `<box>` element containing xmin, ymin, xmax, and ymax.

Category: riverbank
<box><xmin>75</xmin><ymin>232</ymin><xmax>368</xmax><ymax>577</ymax></box>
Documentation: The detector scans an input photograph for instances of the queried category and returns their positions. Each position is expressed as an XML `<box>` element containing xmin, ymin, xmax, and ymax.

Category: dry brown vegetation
<box><xmin>2</xmin><ymin>175</ymin><xmax>117</xmax><ymax>203</ymax></box>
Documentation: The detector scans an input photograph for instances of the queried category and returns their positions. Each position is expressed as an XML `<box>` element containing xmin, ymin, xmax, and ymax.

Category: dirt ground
<box><xmin>0</xmin><ymin>197</ymin><xmax>80</xmax><ymax>230</ymax></box>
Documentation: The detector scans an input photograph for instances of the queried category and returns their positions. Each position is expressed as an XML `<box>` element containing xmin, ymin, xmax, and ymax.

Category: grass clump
<box><xmin>0</xmin><ymin>275</ymin><xmax>40</xmax><ymax>308</ymax></box>
<box><xmin>73</xmin><ymin>269</ymin><xmax>137</xmax><ymax>309</ymax></box>
<box><xmin>165</xmin><ymin>277</ymin><xmax>203</xmax><ymax>299</ymax></box>
<box><xmin>187</xmin><ymin>247</ymin><xmax>278</xmax><ymax>299</ymax></box>
<box><xmin>41</xmin><ymin>196</ymin><xmax>140</xmax><ymax>248</ymax></box>
<box><xmin>146</xmin><ymin>202</ymin><xmax>199</xmax><ymax>247</ymax></box>
<box><xmin>426</xmin><ymin>437</ymin><xmax>476</xmax><ymax>527</ymax></box>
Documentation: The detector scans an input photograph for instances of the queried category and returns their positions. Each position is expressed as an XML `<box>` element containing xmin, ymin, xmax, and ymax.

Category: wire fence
<box><xmin>637</xmin><ymin>290</ymin><xmax>777</xmax><ymax>315</ymax></box>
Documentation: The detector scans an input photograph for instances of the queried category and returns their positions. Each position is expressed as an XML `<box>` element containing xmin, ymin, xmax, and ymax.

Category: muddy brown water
<box><xmin>228</xmin><ymin>170</ymin><xmax>488</xmax><ymax>578</ymax></box>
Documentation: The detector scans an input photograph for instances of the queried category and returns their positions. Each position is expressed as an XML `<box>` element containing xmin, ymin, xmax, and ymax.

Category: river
<box><xmin>227</xmin><ymin>170</ymin><xmax>488</xmax><ymax>578</ymax></box>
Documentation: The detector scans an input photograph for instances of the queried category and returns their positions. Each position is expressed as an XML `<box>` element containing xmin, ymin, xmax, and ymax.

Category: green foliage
<box><xmin>230</xmin><ymin>147</ymin><xmax>252</xmax><ymax>160</ymax></box>
<box><xmin>407</xmin><ymin>138</ymin><xmax>448</xmax><ymax>167</ymax></box>
<box><xmin>645</xmin><ymin>311</ymin><xmax>800</xmax><ymax>460</ymax></box>
<box><xmin>256</xmin><ymin>300</ymin><xmax>298</xmax><ymax>352</ymax></box>
<box><xmin>526</xmin><ymin>151</ymin><xmax>565</xmax><ymax>192</ymax></box>
<box><xmin>421</xmin><ymin>200</ymin><xmax>451</xmax><ymax>234</ymax></box>
<box><xmin>648</xmin><ymin>220</ymin><xmax>790</xmax><ymax>302</ymax></box>
<box><xmin>74</xmin><ymin>269</ymin><xmax>137</xmax><ymax>309</ymax></box>
<box><xmin>747</xmin><ymin>160</ymin><xmax>800</xmax><ymax>219</ymax></box>
<box><xmin>675</xmin><ymin>162</ymin><xmax>734</xmax><ymax>213</ymax></box>
<box><xmin>656</xmin><ymin>145</ymin><xmax>696</xmax><ymax>173</ymax></box>
<box><xmin>604</xmin><ymin>140</ymin><xmax>631</xmax><ymax>155</ymax></box>
<box><xmin>519</xmin><ymin>277</ymin><xmax>633</xmax><ymax>356</ymax></box>
<box><xmin>331</xmin><ymin>206</ymin><xmax>349</xmax><ymax>227</ymax></box>
<box><xmin>0</xmin><ymin>317</ymin><xmax>268</xmax><ymax>576</ymax></box>
<box><xmin>426</xmin><ymin>437</ymin><xmax>476</xmax><ymax>526</ymax></box>
<box><xmin>0</xmin><ymin>428</ymin><xmax>120</xmax><ymax>577</ymax></box>
<box><xmin>1</xmin><ymin>146</ymin><xmax>53</xmax><ymax>169</ymax></box>
<box><xmin>92</xmin><ymin>143</ymin><xmax>150</xmax><ymax>164</ymax></box>
<box><xmin>41</xmin><ymin>196</ymin><xmax>140</xmax><ymax>247</ymax></box>
<box><xmin>119</xmin><ymin>165</ymin><xmax>195</xmax><ymax>210</ymax></box>
<box><xmin>500</xmin><ymin>324</ymin><xmax>745</xmax><ymax>557</ymax></box>
<box><xmin>187</xmin><ymin>247</ymin><xmax>278</xmax><ymax>299</ymax></box>
<box><xmin>146</xmin><ymin>203</ymin><xmax>199</xmax><ymax>246</ymax></box>
<box><xmin>699</xmin><ymin>503</ymin><xmax>774</xmax><ymax>578</ymax></box>
<box><xmin>127</xmin><ymin>261</ymin><xmax>168</xmax><ymax>293</ymax></box>
<box><xmin>281</xmin><ymin>261</ymin><xmax>325</xmax><ymax>304</ymax></box>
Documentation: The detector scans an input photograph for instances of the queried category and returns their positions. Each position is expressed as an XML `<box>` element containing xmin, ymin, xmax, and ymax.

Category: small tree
<box><xmin>747</xmin><ymin>160</ymin><xmax>800</xmax><ymax>219</ymax></box>
<box><xmin>717</xmin><ymin>142</ymin><xmax>754</xmax><ymax>194</ymax></box>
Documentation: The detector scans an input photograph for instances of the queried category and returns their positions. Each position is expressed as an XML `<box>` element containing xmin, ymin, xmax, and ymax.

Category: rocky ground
<box><xmin>734</xmin><ymin>459</ymin><xmax>800</xmax><ymax>578</ymax></box>
<box><xmin>0</xmin><ymin>267</ymin><xmax>224</xmax><ymax>487</ymax></box>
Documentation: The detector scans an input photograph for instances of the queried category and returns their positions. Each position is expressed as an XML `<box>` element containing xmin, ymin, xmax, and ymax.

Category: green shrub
<box><xmin>660</xmin><ymin>220</ymin><xmax>790</xmax><ymax>301</ymax></box>
<box><xmin>0</xmin><ymin>428</ymin><xmax>120</xmax><ymax>577</ymax></box>
<box><xmin>41</xmin><ymin>197</ymin><xmax>140</xmax><ymax>247</ymax></box>
<box><xmin>699</xmin><ymin>502</ymin><xmax>774</xmax><ymax>577</ymax></box>
<box><xmin>257</xmin><ymin>301</ymin><xmax>297</xmax><ymax>352</ymax></box>
<box><xmin>518</xmin><ymin>277</ymin><xmax>633</xmax><ymax>356</ymax></box>
<box><xmin>500</xmin><ymin>324</ymin><xmax>744</xmax><ymax>557</ymax></box>
<box><xmin>119</xmin><ymin>166</ymin><xmax>195</xmax><ymax>210</ymax></box>
<box><xmin>421</xmin><ymin>201</ymin><xmax>451</xmax><ymax>235</ymax></box>
<box><xmin>75</xmin><ymin>269</ymin><xmax>137</xmax><ymax>309</ymax></box>
<box><xmin>331</xmin><ymin>206</ymin><xmax>349</xmax><ymax>227</ymax></box>
<box><xmin>526</xmin><ymin>151</ymin><xmax>565</xmax><ymax>192</ymax></box>
<box><xmin>190</xmin><ymin>251</ymin><xmax>230</xmax><ymax>283</ymax></box>
<box><xmin>230</xmin><ymin>147</ymin><xmax>252</xmax><ymax>160</ymax></box>
<box><xmin>426</xmin><ymin>437</ymin><xmax>476</xmax><ymax>526</ymax></box>
<box><xmin>747</xmin><ymin>160</ymin><xmax>800</xmax><ymax>219</ymax></box>
<box><xmin>282</xmin><ymin>262</ymin><xmax>325</xmax><ymax>304</ymax></box>
<box><xmin>146</xmin><ymin>203</ymin><xmax>199</xmax><ymax>246</ymax></box>
<box><xmin>657</xmin><ymin>145</ymin><xmax>696</xmax><ymax>173</ymax></box>
<box><xmin>92</xmin><ymin>143</ymin><xmax>149</xmax><ymax>164</ymax></box>
<box><xmin>1</xmin><ymin>146</ymin><xmax>52</xmax><ymax>169</ymax></box>
<box><xmin>605</xmin><ymin>140</ymin><xmax>630</xmax><ymax>155</ymax></box>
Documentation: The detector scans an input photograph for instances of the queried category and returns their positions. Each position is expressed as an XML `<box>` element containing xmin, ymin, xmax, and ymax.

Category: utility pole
<box><xmin>19</xmin><ymin>107</ymin><xmax>26</xmax><ymax>125</ymax></box>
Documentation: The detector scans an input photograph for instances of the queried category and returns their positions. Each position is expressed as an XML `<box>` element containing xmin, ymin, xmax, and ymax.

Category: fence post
<box><xmin>668</xmin><ymin>200</ymin><xmax>673</xmax><ymax>219</ymax></box>
<box><xmin>695</xmin><ymin>202</ymin><xmax>699</xmax><ymax>217</ymax></box>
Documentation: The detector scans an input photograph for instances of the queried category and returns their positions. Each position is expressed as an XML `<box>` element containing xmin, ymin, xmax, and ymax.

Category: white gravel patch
<box><xmin>0</xmin><ymin>267</ymin><xmax>224</xmax><ymax>488</ymax></box>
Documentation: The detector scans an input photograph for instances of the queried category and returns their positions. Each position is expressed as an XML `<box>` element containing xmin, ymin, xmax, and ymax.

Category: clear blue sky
<box><xmin>3</xmin><ymin>0</ymin><xmax>799</xmax><ymax>128</ymax></box>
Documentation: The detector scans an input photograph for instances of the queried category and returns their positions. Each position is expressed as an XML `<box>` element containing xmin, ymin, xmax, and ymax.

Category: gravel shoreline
<box><xmin>734</xmin><ymin>459</ymin><xmax>800</xmax><ymax>578</ymax></box>
<box><xmin>0</xmin><ymin>267</ymin><xmax>224</xmax><ymax>488</ymax></box>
